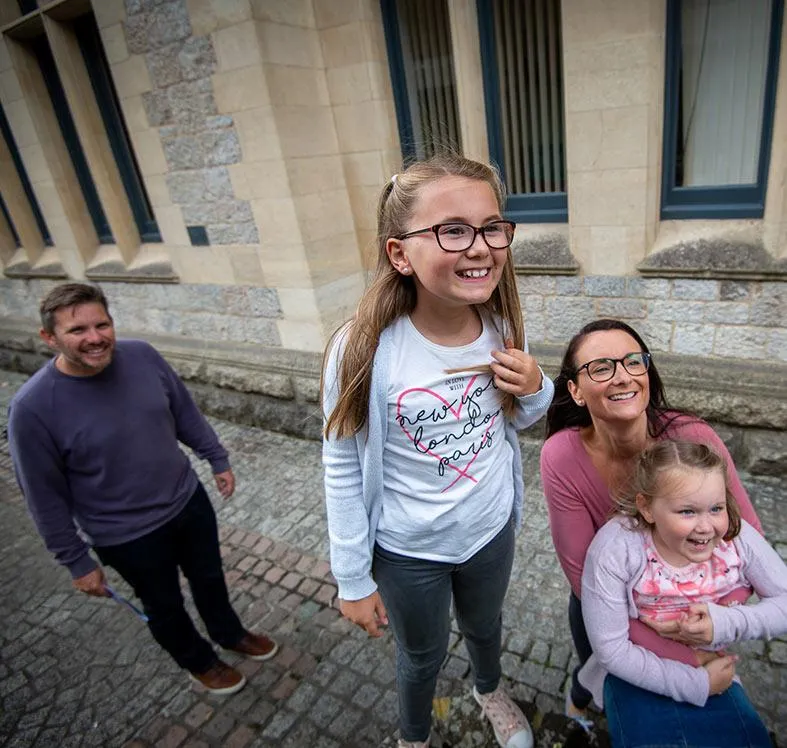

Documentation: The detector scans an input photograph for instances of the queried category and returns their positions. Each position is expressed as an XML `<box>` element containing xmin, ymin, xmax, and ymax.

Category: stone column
<box><xmin>561</xmin><ymin>0</ymin><xmax>665</xmax><ymax>275</ymax></box>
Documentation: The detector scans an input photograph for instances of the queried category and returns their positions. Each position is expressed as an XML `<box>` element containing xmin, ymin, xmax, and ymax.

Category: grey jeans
<box><xmin>372</xmin><ymin>514</ymin><xmax>515</xmax><ymax>742</ymax></box>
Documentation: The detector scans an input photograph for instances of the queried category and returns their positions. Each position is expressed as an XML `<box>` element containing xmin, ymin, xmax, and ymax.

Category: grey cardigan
<box><xmin>322</xmin><ymin>320</ymin><xmax>554</xmax><ymax>601</ymax></box>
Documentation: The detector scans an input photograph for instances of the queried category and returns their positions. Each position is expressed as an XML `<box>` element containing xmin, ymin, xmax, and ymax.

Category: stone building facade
<box><xmin>0</xmin><ymin>0</ymin><xmax>785</xmax><ymax>467</ymax></box>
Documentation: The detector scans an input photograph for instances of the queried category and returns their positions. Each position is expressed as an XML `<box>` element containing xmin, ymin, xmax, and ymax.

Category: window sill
<box><xmin>511</xmin><ymin>226</ymin><xmax>578</xmax><ymax>275</ymax></box>
<box><xmin>3</xmin><ymin>248</ymin><xmax>68</xmax><ymax>279</ymax></box>
<box><xmin>640</xmin><ymin>220</ymin><xmax>787</xmax><ymax>281</ymax></box>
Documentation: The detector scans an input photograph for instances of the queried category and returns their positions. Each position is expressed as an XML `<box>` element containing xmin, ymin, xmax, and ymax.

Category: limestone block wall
<box><xmin>518</xmin><ymin>276</ymin><xmax>786</xmax><ymax>363</ymax></box>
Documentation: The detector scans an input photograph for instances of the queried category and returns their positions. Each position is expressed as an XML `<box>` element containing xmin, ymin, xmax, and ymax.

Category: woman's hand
<box><xmin>491</xmin><ymin>340</ymin><xmax>542</xmax><ymax>397</ymax></box>
<box><xmin>703</xmin><ymin>654</ymin><xmax>738</xmax><ymax>695</ymax></box>
<box><xmin>641</xmin><ymin>604</ymin><xmax>714</xmax><ymax>646</ymax></box>
<box><xmin>339</xmin><ymin>591</ymin><xmax>388</xmax><ymax>638</ymax></box>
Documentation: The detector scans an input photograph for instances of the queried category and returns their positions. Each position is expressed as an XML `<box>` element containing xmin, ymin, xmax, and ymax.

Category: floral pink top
<box><xmin>633</xmin><ymin>531</ymin><xmax>745</xmax><ymax>623</ymax></box>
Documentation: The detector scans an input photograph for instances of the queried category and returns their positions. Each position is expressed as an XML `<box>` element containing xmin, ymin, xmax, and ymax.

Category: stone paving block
<box><xmin>260</xmin><ymin>709</ymin><xmax>296</xmax><ymax>740</ymax></box>
<box><xmin>253</xmin><ymin>538</ymin><xmax>273</xmax><ymax>556</ymax></box>
<box><xmin>280</xmin><ymin>572</ymin><xmax>302</xmax><ymax>591</ymax></box>
<box><xmin>155</xmin><ymin>724</ymin><xmax>189</xmax><ymax>748</ymax></box>
<box><xmin>241</xmin><ymin>697</ymin><xmax>274</xmax><ymax>728</ymax></box>
<box><xmin>184</xmin><ymin>702</ymin><xmax>214</xmax><ymax>728</ymax></box>
<box><xmin>310</xmin><ymin>693</ymin><xmax>344</xmax><ymax>730</ymax></box>
<box><xmin>201</xmin><ymin>710</ymin><xmax>236</xmax><ymax>740</ymax></box>
<box><xmin>263</xmin><ymin>567</ymin><xmax>285</xmax><ymax>585</ymax></box>
<box><xmin>292</xmin><ymin>652</ymin><xmax>317</xmax><ymax>678</ymax></box>
<box><xmin>327</xmin><ymin>706</ymin><xmax>363</xmax><ymax>739</ymax></box>
<box><xmin>297</xmin><ymin>578</ymin><xmax>320</xmax><ymax>598</ymax></box>
<box><xmin>270</xmin><ymin>674</ymin><xmax>299</xmax><ymax>701</ymax></box>
<box><xmin>280</xmin><ymin>593</ymin><xmax>303</xmax><ymax>612</ymax></box>
<box><xmin>223</xmin><ymin>724</ymin><xmax>256</xmax><ymax>748</ymax></box>
<box><xmin>311</xmin><ymin>560</ymin><xmax>332</xmax><ymax>580</ymax></box>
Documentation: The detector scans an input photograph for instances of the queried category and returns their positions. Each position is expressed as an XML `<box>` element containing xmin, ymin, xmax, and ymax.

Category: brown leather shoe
<box><xmin>226</xmin><ymin>630</ymin><xmax>279</xmax><ymax>661</ymax></box>
<box><xmin>189</xmin><ymin>660</ymin><xmax>246</xmax><ymax>695</ymax></box>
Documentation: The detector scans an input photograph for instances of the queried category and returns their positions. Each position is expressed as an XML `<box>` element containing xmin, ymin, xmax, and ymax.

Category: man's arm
<box><xmin>149</xmin><ymin>347</ymin><xmax>230</xmax><ymax>474</ymax></box>
<box><xmin>8</xmin><ymin>401</ymin><xmax>98</xmax><ymax>580</ymax></box>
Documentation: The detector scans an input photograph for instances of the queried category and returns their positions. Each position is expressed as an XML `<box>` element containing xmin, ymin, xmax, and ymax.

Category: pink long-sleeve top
<box><xmin>540</xmin><ymin>413</ymin><xmax>762</xmax><ymax>664</ymax></box>
<box><xmin>578</xmin><ymin>517</ymin><xmax>787</xmax><ymax>707</ymax></box>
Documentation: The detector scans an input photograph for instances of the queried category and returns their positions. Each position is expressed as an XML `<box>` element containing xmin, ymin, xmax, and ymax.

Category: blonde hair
<box><xmin>614</xmin><ymin>440</ymin><xmax>742</xmax><ymax>541</ymax></box>
<box><xmin>322</xmin><ymin>152</ymin><xmax>524</xmax><ymax>439</ymax></box>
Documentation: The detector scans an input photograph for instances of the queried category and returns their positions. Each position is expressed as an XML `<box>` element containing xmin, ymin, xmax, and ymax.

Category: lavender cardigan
<box><xmin>579</xmin><ymin>517</ymin><xmax>787</xmax><ymax>707</ymax></box>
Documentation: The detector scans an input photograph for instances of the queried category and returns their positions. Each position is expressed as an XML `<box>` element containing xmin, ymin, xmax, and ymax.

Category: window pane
<box><xmin>490</xmin><ymin>0</ymin><xmax>566</xmax><ymax>194</ymax></box>
<box><xmin>31</xmin><ymin>35</ymin><xmax>113</xmax><ymax>244</ymax></box>
<box><xmin>395</xmin><ymin>0</ymin><xmax>462</xmax><ymax>159</ymax></box>
<box><xmin>0</xmin><ymin>193</ymin><xmax>21</xmax><ymax>247</ymax></box>
<box><xmin>0</xmin><ymin>101</ymin><xmax>53</xmax><ymax>246</ymax></box>
<box><xmin>74</xmin><ymin>14</ymin><xmax>161</xmax><ymax>243</ymax></box>
<box><xmin>678</xmin><ymin>0</ymin><xmax>771</xmax><ymax>186</ymax></box>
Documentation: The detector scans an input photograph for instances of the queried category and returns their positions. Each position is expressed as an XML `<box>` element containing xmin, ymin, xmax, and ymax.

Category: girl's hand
<box><xmin>693</xmin><ymin>649</ymin><xmax>722</xmax><ymax>666</ymax></box>
<box><xmin>641</xmin><ymin>604</ymin><xmax>714</xmax><ymax>646</ymax></box>
<box><xmin>339</xmin><ymin>591</ymin><xmax>388</xmax><ymax>638</ymax></box>
<box><xmin>703</xmin><ymin>654</ymin><xmax>737</xmax><ymax>695</ymax></box>
<box><xmin>490</xmin><ymin>339</ymin><xmax>542</xmax><ymax>397</ymax></box>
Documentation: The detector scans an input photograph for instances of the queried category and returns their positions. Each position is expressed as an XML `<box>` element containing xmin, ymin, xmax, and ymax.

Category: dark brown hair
<box><xmin>40</xmin><ymin>283</ymin><xmax>110</xmax><ymax>334</ymax></box>
<box><xmin>614</xmin><ymin>440</ymin><xmax>742</xmax><ymax>541</ymax></box>
<box><xmin>545</xmin><ymin>319</ymin><xmax>679</xmax><ymax>439</ymax></box>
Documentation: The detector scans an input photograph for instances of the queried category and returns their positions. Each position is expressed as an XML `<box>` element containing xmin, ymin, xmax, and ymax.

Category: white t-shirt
<box><xmin>376</xmin><ymin>314</ymin><xmax>515</xmax><ymax>562</ymax></box>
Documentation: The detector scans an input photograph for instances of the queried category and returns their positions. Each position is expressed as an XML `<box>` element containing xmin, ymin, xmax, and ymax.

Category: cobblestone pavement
<box><xmin>0</xmin><ymin>370</ymin><xmax>784</xmax><ymax>748</ymax></box>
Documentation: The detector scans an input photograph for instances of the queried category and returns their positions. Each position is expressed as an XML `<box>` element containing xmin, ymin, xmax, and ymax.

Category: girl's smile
<box><xmin>638</xmin><ymin>467</ymin><xmax>730</xmax><ymax>567</ymax></box>
<box><xmin>386</xmin><ymin>176</ymin><xmax>508</xmax><ymax>330</ymax></box>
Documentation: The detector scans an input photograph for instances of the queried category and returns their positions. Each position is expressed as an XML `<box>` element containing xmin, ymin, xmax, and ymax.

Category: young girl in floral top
<box><xmin>579</xmin><ymin>440</ymin><xmax>787</xmax><ymax>747</ymax></box>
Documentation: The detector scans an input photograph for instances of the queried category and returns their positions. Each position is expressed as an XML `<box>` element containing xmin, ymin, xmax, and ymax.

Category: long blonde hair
<box><xmin>322</xmin><ymin>152</ymin><xmax>525</xmax><ymax>439</ymax></box>
<box><xmin>614</xmin><ymin>440</ymin><xmax>742</xmax><ymax>541</ymax></box>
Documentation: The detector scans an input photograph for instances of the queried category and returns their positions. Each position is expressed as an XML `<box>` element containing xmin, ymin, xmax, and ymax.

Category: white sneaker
<box><xmin>564</xmin><ymin>688</ymin><xmax>593</xmax><ymax>733</ymax></box>
<box><xmin>473</xmin><ymin>686</ymin><xmax>533</xmax><ymax>748</ymax></box>
<box><xmin>397</xmin><ymin>738</ymin><xmax>430</xmax><ymax>748</ymax></box>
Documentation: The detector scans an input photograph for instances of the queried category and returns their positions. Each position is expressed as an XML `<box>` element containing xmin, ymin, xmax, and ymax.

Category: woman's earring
<box><xmin>576</xmin><ymin>399</ymin><xmax>585</xmax><ymax>406</ymax></box>
<box><xmin>401</xmin><ymin>266</ymin><xmax>410</xmax><ymax>275</ymax></box>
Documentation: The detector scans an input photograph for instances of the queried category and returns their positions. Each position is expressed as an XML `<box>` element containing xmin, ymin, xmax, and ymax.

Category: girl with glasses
<box><xmin>321</xmin><ymin>153</ymin><xmax>554</xmax><ymax>748</ymax></box>
<box><xmin>581</xmin><ymin>440</ymin><xmax>785</xmax><ymax>747</ymax></box>
<box><xmin>540</xmin><ymin>319</ymin><xmax>764</xmax><ymax>745</ymax></box>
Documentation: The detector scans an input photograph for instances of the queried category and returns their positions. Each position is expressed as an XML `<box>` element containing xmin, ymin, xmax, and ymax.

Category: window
<box><xmin>381</xmin><ymin>0</ymin><xmax>462</xmax><ymax>160</ymax></box>
<box><xmin>0</xmin><ymin>194</ymin><xmax>21</xmax><ymax>247</ymax></box>
<box><xmin>478</xmin><ymin>0</ymin><xmax>567</xmax><ymax>223</ymax></box>
<box><xmin>661</xmin><ymin>0</ymin><xmax>784</xmax><ymax>218</ymax></box>
<box><xmin>74</xmin><ymin>14</ymin><xmax>161</xmax><ymax>243</ymax></box>
<box><xmin>0</xmin><ymin>101</ymin><xmax>52</xmax><ymax>246</ymax></box>
<box><xmin>31</xmin><ymin>35</ymin><xmax>114</xmax><ymax>244</ymax></box>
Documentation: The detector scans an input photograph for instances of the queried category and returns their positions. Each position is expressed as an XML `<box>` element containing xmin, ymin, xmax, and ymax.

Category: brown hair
<box><xmin>322</xmin><ymin>152</ymin><xmax>523</xmax><ymax>439</ymax></box>
<box><xmin>615</xmin><ymin>440</ymin><xmax>742</xmax><ymax>541</ymax></box>
<box><xmin>40</xmin><ymin>283</ymin><xmax>110</xmax><ymax>334</ymax></box>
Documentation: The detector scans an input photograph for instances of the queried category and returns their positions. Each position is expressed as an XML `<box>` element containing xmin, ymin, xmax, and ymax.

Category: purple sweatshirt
<box><xmin>8</xmin><ymin>340</ymin><xmax>230</xmax><ymax>579</ymax></box>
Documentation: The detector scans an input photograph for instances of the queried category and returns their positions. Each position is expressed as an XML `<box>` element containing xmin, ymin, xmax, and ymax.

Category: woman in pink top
<box><xmin>539</xmin><ymin>320</ymin><xmax>762</xmax><ymax>729</ymax></box>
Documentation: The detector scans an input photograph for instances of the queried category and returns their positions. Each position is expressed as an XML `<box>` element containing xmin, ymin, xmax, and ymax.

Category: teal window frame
<box><xmin>661</xmin><ymin>0</ymin><xmax>785</xmax><ymax>219</ymax></box>
<box><xmin>476</xmin><ymin>0</ymin><xmax>567</xmax><ymax>223</ymax></box>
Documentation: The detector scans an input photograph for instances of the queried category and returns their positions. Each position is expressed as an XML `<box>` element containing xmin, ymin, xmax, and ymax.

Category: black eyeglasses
<box><xmin>574</xmin><ymin>352</ymin><xmax>651</xmax><ymax>382</ymax></box>
<box><xmin>395</xmin><ymin>221</ymin><xmax>516</xmax><ymax>252</ymax></box>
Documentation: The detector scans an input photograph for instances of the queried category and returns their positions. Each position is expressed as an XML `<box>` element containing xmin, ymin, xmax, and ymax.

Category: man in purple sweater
<box><xmin>8</xmin><ymin>283</ymin><xmax>277</xmax><ymax>695</ymax></box>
